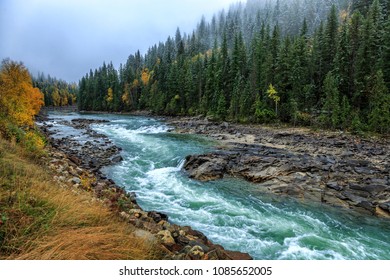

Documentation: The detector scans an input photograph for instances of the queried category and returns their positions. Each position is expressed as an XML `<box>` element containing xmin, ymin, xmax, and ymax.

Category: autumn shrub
<box><xmin>22</xmin><ymin>130</ymin><xmax>46</xmax><ymax>156</ymax></box>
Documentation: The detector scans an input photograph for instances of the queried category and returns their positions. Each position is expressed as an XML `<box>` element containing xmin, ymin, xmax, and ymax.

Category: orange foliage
<box><xmin>0</xmin><ymin>59</ymin><xmax>44</xmax><ymax>126</ymax></box>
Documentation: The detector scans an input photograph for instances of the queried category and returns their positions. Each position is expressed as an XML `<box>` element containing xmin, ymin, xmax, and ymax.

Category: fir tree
<box><xmin>368</xmin><ymin>70</ymin><xmax>390</xmax><ymax>134</ymax></box>
<box><xmin>321</xmin><ymin>72</ymin><xmax>340</xmax><ymax>129</ymax></box>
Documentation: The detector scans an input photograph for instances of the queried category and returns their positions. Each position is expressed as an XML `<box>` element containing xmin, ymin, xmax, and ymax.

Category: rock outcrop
<box><xmin>172</xmin><ymin>117</ymin><xmax>390</xmax><ymax>218</ymax></box>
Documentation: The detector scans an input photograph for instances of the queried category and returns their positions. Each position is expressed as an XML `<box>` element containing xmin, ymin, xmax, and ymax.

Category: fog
<box><xmin>0</xmin><ymin>0</ymin><xmax>241</xmax><ymax>82</ymax></box>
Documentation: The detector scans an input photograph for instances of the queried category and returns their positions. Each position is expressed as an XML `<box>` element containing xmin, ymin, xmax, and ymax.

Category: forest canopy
<box><xmin>74</xmin><ymin>0</ymin><xmax>388</xmax><ymax>134</ymax></box>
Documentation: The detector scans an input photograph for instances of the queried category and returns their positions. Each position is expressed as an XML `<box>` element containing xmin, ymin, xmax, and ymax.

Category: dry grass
<box><xmin>0</xmin><ymin>138</ymin><xmax>163</xmax><ymax>260</ymax></box>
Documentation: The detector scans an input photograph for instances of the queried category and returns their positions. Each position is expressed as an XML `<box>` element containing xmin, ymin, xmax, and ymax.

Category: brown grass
<box><xmin>0</xmin><ymin>138</ymin><xmax>163</xmax><ymax>260</ymax></box>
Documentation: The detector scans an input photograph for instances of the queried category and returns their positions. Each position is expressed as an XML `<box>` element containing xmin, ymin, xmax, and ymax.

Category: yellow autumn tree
<box><xmin>0</xmin><ymin>59</ymin><xmax>44</xmax><ymax>126</ymax></box>
<box><xmin>267</xmin><ymin>84</ymin><xmax>280</xmax><ymax>115</ymax></box>
<box><xmin>122</xmin><ymin>83</ymin><xmax>131</xmax><ymax>106</ymax></box>
<box><xmin>106</xmin><ymin>87</ymin><xmax>114</xmax><ymax>104</ymax></box>
<box><xmin>141</xmin><ymin>68</ymin><xmax>150</xmax><ymax>86</ymax></box>
<box><xmin>52</xmin><ymin>88</ymin><xmax>61</xmax><ymax>106</ymax></box>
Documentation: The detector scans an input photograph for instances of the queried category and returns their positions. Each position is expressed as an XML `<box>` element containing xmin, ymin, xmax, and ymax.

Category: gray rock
<box><xmin>326</xmin><ymin>182</ymin><xmax>343</xmax><ymax>191</ymax></box>
<box><xmin>379</xmin><ymin>202</ymin><xmax>390</xmax><ymax>211</ymax></box>
<box><xmin>111</xmin><ymin>155</ymin><xmax>123</xmax><ymax>163</ymax></box>
<box><xmin>71</xmin><ymin>177</ymin><xmax>81</xmax><ymax>184</ymax></box>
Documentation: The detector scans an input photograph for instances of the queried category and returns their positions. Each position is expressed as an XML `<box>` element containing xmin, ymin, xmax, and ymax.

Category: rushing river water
<box><xmin>46</xmin><ymin>112</ymin><xmax>390</xmax><ymax>260</ymax></box>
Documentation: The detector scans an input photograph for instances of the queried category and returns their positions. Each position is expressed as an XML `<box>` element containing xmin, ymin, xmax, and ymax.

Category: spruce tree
<box><xmin>321</xmin><ymin>72</ymin><xmax>340</xmax><ymax>129</ymax></box>
<box><xmin>368</xmin><ymin>70</ymin><xmax>390</xmax><ymax>134</ymax></box>
<box><xmin>323</xmin><ymin>5</ymin><xmax>339</xmax><ymax>76</ymax></box>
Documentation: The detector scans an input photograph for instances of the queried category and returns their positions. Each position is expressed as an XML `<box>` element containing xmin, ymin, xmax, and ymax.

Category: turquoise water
<box><xmin>48</xmin><ymin>113</ymin><xmax>390</xmax><ymax>260</ymax></box>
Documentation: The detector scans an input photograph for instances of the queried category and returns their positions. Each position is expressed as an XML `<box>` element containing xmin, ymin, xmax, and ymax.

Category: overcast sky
<box><xmin>0</xmin><ymin>0</ymin><xmax>241</xmax><ymax>82</ymax></box>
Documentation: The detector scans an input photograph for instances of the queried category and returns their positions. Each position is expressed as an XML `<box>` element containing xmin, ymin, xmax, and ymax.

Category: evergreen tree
<box><xmin>368</xmin><ymin>70</ymin><xmax>390</xmax><ymax>133</ymax></box>
<box><xmin>321</xmin><ymin>72</ymin><xmax>340</xmax><ymax>129</ymax></box>
<box><xmin>323</xmin><ymin>5</ymin><xmax>339</xmax><ymax>76</ymax></box>
<box><xmin>382</xmin><ymin>15</ymin><xmax>390</xmax><ymax>89</ymax></box>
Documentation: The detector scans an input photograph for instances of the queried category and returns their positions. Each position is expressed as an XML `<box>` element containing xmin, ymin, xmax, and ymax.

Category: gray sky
<box><xmin>0</xmin><ymin>0</ymin><xmax>240</xmax><ymax>82</ymax></box>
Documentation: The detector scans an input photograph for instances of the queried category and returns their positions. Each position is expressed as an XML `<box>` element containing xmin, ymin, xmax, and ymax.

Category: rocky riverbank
<box><xmin>38</xmin><ymin>115</ymin><xmax>252</xmax><ymax>260</ymax></box>
<box><xmin>167</xmin><ymin>116</ymin><xmax>390</xmax><ymax>218</ymax></box>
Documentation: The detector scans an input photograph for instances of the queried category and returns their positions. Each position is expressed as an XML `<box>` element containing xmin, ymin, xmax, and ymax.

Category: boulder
<box><xmin>184</xmin><ymin>154</ymin><xmax>228</xmax><ymax>181</ymax></box>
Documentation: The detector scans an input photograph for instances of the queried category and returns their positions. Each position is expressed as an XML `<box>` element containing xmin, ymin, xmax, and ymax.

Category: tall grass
<box><xmin>0</xmin><ymin>138</ymin><xmax>163</xmax><ymax>260</ymax></box>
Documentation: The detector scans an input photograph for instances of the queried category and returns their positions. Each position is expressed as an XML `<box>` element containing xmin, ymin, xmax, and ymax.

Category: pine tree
<box><xmin>323</xmin><ymin>5</ymin><xmax>339</xmax><ymax>76</ymax></box>
<box><xmin>229</xmin><ymin>72</ymin><xmax>243</xmax><ymax>120</ymax></box>
<box><xmin>357</xmin><ymin>0</ymin><xmax>384</xmax><ymax>114</ymax></box>
<box><xmin>383</xmin><ymin>15</ymin><xmax>390</xmax><ymax>89</ymax></box>
<box><xmin>368</xmin><ymin>70</ymin><xmax>390</xmax><ymax>134</ymax></box>
<box><xmin>321</xmin><ymin>72</ymin><xmax>341</xmax><ymax>129</ymax></box>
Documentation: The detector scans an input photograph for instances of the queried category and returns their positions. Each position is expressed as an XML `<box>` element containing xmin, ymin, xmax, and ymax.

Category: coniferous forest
<box><xmin>77</xmin><ymin>0</ymin><xmax>390</xmax><ymax>134</ymax></box>
<box><xmin>33</xmin><ymin>74</ymin><xmax>78</xmax><ymax>107</ymax></box>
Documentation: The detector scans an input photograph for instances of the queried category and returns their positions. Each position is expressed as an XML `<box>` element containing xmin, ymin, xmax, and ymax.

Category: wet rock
<box><xmin>356</xmin><ymin>201</ymin><xmax>376</xmax><ymax>214</ymax></box>
<box><xmin>111</xmin><ymin>155</ymin><xmax>123</xmax><ymax>163</ymax></box>
<box><xmin>148</xmin><ymin>211</ymin><xmax>168</xmax><ymax>223</ymax></box>
<box><xmin>184</xmin><ymin>154</ymin><xmax>228</xmax><ymax>181</ymax></box>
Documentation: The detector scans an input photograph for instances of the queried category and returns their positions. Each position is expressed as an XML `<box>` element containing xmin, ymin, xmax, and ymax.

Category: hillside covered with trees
<box><xmin>33</xmin><ymin>74</ymin><xmax>77</xmax><ymax>107</ymax></box>
<box><xmin>78</xmin><ymin>0</ymin><xmax>390</xmax><ymax>134</ymax></box>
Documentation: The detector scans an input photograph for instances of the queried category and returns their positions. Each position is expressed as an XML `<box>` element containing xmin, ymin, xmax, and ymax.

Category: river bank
<box><xmin>166</xmin><ymin>116</ymin><xmax>390</xmax><ymax>218</ymax></box>
<box><xmin>37</xmin><ymin>112</ymin><xmax>252</xmax><ymax>260</ymax></box>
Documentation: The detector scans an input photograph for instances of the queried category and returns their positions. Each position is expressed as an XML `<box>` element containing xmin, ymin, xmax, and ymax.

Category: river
<box><xmin>45</xmin><ymin>112</ymin><xmax>390</xmax><ymax>260</ymax></box>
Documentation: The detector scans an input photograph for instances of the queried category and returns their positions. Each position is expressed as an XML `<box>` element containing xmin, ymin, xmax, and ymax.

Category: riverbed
<box><xmin>42</xmin><ymin>112</ymin><xmax>390</xmax><ymax>260</ymax></box>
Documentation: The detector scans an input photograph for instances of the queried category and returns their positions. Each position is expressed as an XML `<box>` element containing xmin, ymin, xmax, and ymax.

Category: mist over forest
<box><xmin>40</xmin><ymin>0</ymin><xmax>389</xmax><ymax>134</ymax></box>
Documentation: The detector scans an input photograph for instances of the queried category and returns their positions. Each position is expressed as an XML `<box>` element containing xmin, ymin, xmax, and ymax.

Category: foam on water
<box><xmin>48</xmin><ymin>112</ymin><xmax>390</xmax><ymax>260</ymax></box>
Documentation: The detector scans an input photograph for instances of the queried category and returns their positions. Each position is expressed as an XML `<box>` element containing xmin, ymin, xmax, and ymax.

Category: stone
<box><xmin>184</xmin><ymin>154</ymin><xmax>228</xmax><ymax>181</ymax></box>
<box><xmin>71</xmin><ymin>177</ymin><xmax>81</xmax><ymax>184</ymax></box>
<box><xmin>158</xmin><ymin>230</ymin><xmax>176</xmax><ymax>246</ymax></box>
<box><xmin>129</xmin><ymin>209</ymin><xmax>146</xmax><ymax>219</ymax></box>
<box><xmin>120</xmin><ymin>211</ymin><xmax>131</xmax><ymax>221</ymax></box>
<box><xmin>349</xmin><ymin>184</ymin><xmax>388</xmax><ymax>196</ymax></box>
<box><xmin>326</xmin><ymin>182</ymin><xmax>343</xmax><ymax>191</ymax></box>
<box><xmin>148</xmin><ymin>211</ymin><xmax>168</xmax><ymax>223</ymax></box>
<box><xmin>111</xmin><ymin>155</ymin><xmax>123</xmax><ymax>163</ymax></box>
<box><xmin>186</xmin><ymin>245</ymin><xmax>205</xmax><ymax>259</ymax></box>
<box><xmin>188</xmin><ymin>240</ymin><xmax>210</xmax><ymax>253</ymax></box>
<box><xmin>357</xmin><ymin>201</ymin><xmax>375</xmax><ymax>214</ymax></box>
<box><xmin>379</xmin><ymin>202</ymin><xmax>390</xmax><ymax>211</ymax></box>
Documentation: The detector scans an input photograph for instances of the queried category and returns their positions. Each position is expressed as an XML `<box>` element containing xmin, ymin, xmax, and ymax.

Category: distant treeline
<box><xmin>77</xmin><ymin>0</ymin><xmax>390</xmax><ymax>134</ymax></box>
<box><xmin>33</xmin><ymin>73</ymin><xmax>77</xmax><ymax>107</ymax></box>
